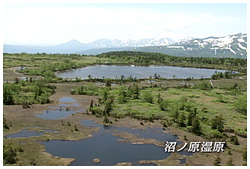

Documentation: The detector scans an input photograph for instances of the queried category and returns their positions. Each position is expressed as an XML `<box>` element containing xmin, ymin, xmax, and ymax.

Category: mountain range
<box><xmin>3</xmin><ymin>33</ymin><xmax>247</xmax><ymax>58</ymax></box>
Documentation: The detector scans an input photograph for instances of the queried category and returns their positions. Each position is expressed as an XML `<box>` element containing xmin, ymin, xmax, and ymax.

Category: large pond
<box><xmin>40</xmin><ymin>120</ymin><xmax>192</xmax><ymax>166</ymax></box>
<box><xmin>56</xmin><ymin>65</ymin><xmax>226</xmax><ymax>79</ymax></box>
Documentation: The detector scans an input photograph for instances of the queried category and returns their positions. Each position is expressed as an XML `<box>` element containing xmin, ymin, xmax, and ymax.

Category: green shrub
<box><xmin>217</xmin><ymin>95</ymin><xmax>228</xmax><ymax>103</ymax></box>
<box><xmin>141</xmin><ymin>90</ymin><xmax>153</xmax><ymax>103</ymax></box>
<box><xmin>87</xmin><ymin>90</ymin><xmax>95</xmax><ymax>96</ymax></box>
<box><xmin>91</xmin><ymin>107</ymin><xmax>103</xmax><ymax>115</ymax></box>
<box><xmin>206</xmin><ymin>130</ymin><xmax>224</xmax><ymax>139</ymax></box>
<box><xmin>103</xmin><ymin>117</ymin><xmax>109</xmax><ymax>123</ymax></box>
<box><xmin>188</xmin><ymin>94</ymin><xmax>200</xmax><ymax>98</ymax></box>
<box><xmin>159</xmin><ymin>100</ymin><xmax>169</xmax><ymax>111</ymax></box>
<box><xmin>234</xmin><ymin>95</ymin><xmax>247</xmax><ymax>115</ymax></box>
<box><xmin>70</xmin><ymin>90</ymin><xmax>76</xmax><ymax>95</ymax></box>
<box><xmin>197</xmin><ymin>81</ymin><xmax>212</xmax><ymax>90</ymax></box>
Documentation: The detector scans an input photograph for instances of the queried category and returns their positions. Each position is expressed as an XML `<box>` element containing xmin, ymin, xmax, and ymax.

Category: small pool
<box><xmin>4</xmin><ymin>128</ymin><xmax>59</xmax><ymax>138</ymax></box>
<box><xmin>35</xmin><ymin>96</ymin><xmax>85</xmax><ymax>120</ymax></box>
<box><xmin>59</xmin><ymin>103</ymin><xmax>80</xmax><ymax>107</ymax></box>
<box><xmin>41</xmin><ymin>133</ymin><xmax>169</xmax><ymax>166</ymax></box>
<box><xmin>179</xmin><ymin>158</ymin><xmax>186</xmax><ymax>164</ymax></box>
<box><xmin>5</xmin><ymin>129</ymin><xmax>45</xmax><ymax>138</ymax></box>
<box><xmin>79</xmin><ymin>120</ymin><xmax>179</xmax><ymax>142</ymax></box>
<box><xmin>40</xmin><ymin>120</ymin><xmax>193</xmax><ymax>166</ymax></box>
<box><xmin>58</xmin><ymin>97</ymin><xmax>77</xmax><ymax>103</ymax></box>
<box><xmin>35</xmin><ymin>110</ymin><xmax>75</xmax><ymax>120</ymax></box>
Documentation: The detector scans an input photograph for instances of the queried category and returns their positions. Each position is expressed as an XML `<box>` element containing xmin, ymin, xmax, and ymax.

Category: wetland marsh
<box><xmin>3</xmin><ymin>52</ymin><xmax>247</xmax><ymax>166</ymax></box>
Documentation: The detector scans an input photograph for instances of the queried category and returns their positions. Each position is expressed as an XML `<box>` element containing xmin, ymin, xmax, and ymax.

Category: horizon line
<box><xmin>4</xmin><ymin>32</ymin><xmax>247</xmax><ymax>46</ymax></box>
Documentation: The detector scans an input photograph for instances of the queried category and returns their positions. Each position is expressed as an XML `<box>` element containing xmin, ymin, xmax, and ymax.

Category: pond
<box><xmin>79</xmin><ymin>120</ymin><xmax>179</xmax><ymax>142</ymax></box>
<box><xmin>58</xmin><ymin>97</ymin><xmax>77</xmax><ymax>103</ymax></box>
<box><xmin>179</xmin><ymin>158</ymin><xmax>187</xmax><ymax>164</ymax></box>
<box><xmin>55</xmin><ymin>65</ymin><xmax>226</xmax><ymax>79</ymax></box>
<box><xmin>5</xmin><ymin>129</ymin><xmax>45</xmax><ymax>138</ymax></box>
<box><xmin>4</xmin><ymin>128</ymin><xmax>59</xmax><ymax>138</ymax></box>
<box><xmin>35</xmin><ymin>97</ymin><xmax>85</xmax><ymax>120</ymax></box>
<box><xmin>35</xmin><ymin>109</ymin><xmax>76</xmax><ymax>120</ymax></box>
<box><xmin>40</xmin><ymin>120</ymin><xmax>192</xmax><ymax>166</ymax></box>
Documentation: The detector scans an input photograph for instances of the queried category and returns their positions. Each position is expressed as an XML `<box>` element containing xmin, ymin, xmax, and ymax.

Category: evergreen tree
<box><xmin>132</xmin><ymin>83</ymin><xmax>140</xmax><ymax>99</ymax></box>
<box><xmin>191</xmin><ymin>118</ymin><xmax>202</xmax><ymax>135</ymax></box>
<box><xmin>89</xmin><ymin>100</ymin><xmax>94</xmax><ymax>111</ymax></box>
<box><xmin>14</xmin><ymin>77</ymin><xmax>19</xmax><ymax>84</ymax></box>
<box><xmin>101</xmin><ymin>88</ymin><xmax>109</xmax><ymax>102</ymax></box>
<box><xmin>187</xmin><ymin>111</ymin><xmax>196</xmax><ymax>126</ymax></box>
<box><xmin>118</xmin><ymin>90</ymin><xmax>127</xmax><ymax>104</ymax></box>
<box><xmin>178</xmin><ymin>113</ymin><xmax>186</xmax><ymax>127</ymax></box>
<box><xmin>105</xmin><ymin>79</ymin><xmax>111</xmax><ymax>87</ymax></box>
<box><xmin>104</xmin><ymin>98</ymin><xmax>113</xmax><ymax>116</ymax></box>
<box><xmin>3</xmin><ymin>88</ymin><xmax>15</xmax><ymax>105</ymax></box>
<box><xmin>3</xmin><ymin>143</ymin><xmax>17</xmax><ymax>164</ymax></box>
<box><xmin>157</xmin><ymin>93</ymin><xmax>163</xmax><ymax>103</ymax></box>
<box><xmin>172</xmin><ymin>110</ymin><xmax>179</xmax><ymax>123</ymax></box>
<box><xmin>211</xmin><ymin>115</ymin><xmax>224</xmax><ymax>133</ymax></box>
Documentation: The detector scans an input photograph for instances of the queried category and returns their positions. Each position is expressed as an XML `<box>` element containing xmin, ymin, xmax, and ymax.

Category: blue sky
<box><xmin>4</xmin><ymin>2</ymin><xmax>247</xmax><ymax>45</ymax></box>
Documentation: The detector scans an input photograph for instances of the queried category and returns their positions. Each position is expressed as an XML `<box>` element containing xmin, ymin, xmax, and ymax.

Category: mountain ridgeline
<box><xmin>131</xmin><ymin>33</ymin><xmax>247</xmax><ymax>58</ymax></box>
<box><xmin>3</xmin><ymin>33</ymin><xmax>247</xmax><ymax>58</ymax></box>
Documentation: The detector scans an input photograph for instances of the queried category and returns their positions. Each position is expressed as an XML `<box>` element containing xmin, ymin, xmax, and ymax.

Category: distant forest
<box><xmin>96</xmin><ymin>51</ymin><xmax>247</xmax><ymax>72</ymax></box>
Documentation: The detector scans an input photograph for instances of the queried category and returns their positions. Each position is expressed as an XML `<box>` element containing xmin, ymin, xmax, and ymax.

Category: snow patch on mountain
<box><xmin>168</xmin><ymin>33</ymin><xmax>247</xmax><ymax>58</ymax></box>
<box><xmin>238</xmin><ymin>43</ymin><xmax>247</xmax><ymax>50</ymax></box>
<box><xmin>228</xmin><ymin>48</ymin><xmax>236</xmax><ymax>55</ymax></box>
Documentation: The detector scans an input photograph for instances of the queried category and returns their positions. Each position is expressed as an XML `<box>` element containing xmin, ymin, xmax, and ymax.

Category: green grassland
<box><xmin>72</xmin><ymin>79</ymin><xmax>247</xmax><ymax>139</ymax></box>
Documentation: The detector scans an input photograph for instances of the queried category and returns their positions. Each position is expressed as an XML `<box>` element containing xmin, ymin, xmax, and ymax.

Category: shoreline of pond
<box><xmin>55</xmin><ymin>64</ymin><xmax>230</xmax><ymax>80</ymax></box>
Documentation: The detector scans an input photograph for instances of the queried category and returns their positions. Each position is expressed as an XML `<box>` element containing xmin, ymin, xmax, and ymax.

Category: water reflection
<box><xmin>35</xmin><ymin>110</ymin><xmax>75</xmax><ymax>120</ymax></box>
<box><xmin>5</xmin><ymin>129</ymin><xmax>44</xmax><ymax>138</ymax></box>
<box><xmin>56</xmin><ymin>65</ymin><xmax>226</xmax><ymax>79</ymax></box>
<box><xmin>58</xmin><ymin>97</ymin><xmax>77</xmax><ymax>103</ymax></box>
<box><xmin>40</xmin><ymin>120</ymin><xmax>193</xmax><ymax>166</ymax></box>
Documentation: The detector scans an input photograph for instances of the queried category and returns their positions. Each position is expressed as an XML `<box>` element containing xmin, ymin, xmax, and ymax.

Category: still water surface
<box><xmin>41</xmin><ymin>120</ymin><xmax>192</xmax><ymax>166</ymax></box>
<box><xmin>56</xmin><ymin>65</ymin><xmax>225</xmax><ymax>79</ymax></box>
